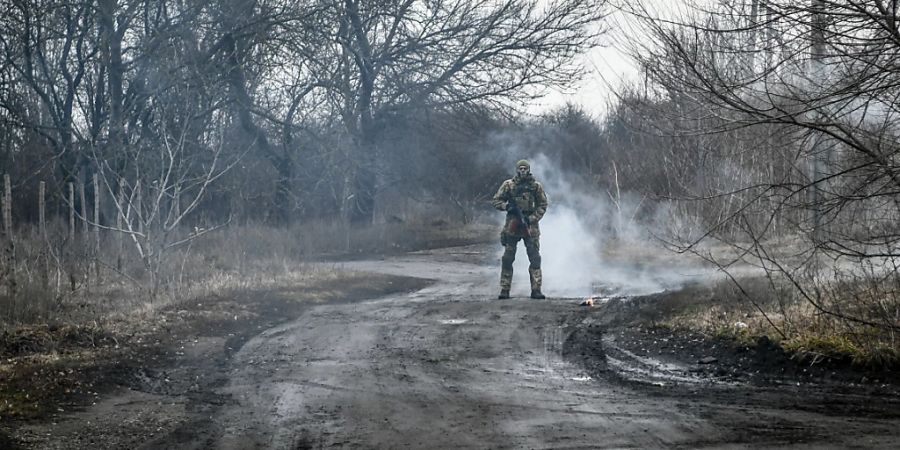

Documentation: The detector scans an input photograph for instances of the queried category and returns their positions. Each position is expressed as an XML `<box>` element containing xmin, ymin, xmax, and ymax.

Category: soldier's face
<box><xmin>517</xmin><ymin>166</ymin><xmax>529</xmax><ymax>175</ymax></box>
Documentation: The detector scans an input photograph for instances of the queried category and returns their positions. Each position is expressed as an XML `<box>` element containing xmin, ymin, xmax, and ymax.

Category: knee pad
<box><xmin>503</xmin><ymin>246</ymin><xmax>517</xmax><ymax>263</ymax></box>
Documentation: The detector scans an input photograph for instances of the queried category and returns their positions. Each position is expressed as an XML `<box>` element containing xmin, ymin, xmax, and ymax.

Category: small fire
<box><xmin>580</xmin><ymin>296</ymin><xmax>611</xmax><ymax>307</ymax></box>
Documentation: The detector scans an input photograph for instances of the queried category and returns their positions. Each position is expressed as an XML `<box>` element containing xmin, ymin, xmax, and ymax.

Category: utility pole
<box><xmin>808</xmin><ymin>0</ymin><xmax>827</xmax><ymax>239</ymax></box>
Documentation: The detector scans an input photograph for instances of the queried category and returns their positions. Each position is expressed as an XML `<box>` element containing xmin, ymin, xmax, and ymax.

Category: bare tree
<box><xmin>621</xmin><ymin>0</ymin><xmax>900</xmax><ymax>332</ymax></box>
<box><xmin>92</xmin><ymin>80</ymin><xmax>241</xmax><ymax>298</ymax></box>
<box><xmin>205</xmin><ymin>0</ymin><xmax>331</xmax><ymax>224</ymax></box>
<box><xmin>305</xmin><ymin>0</ymin><xmax>608</xmax><ymax>225</ymax></box>
<box><xmin>0</xmin><ymin>0</ymin><xmax>97</xmax><ymax>183</ymax></box>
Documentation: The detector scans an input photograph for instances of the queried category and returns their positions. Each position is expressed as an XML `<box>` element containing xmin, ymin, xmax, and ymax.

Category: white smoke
<box><xmin>498</xmin><ymin>153</ymin><xmax>712</xmax><ymax>298</ymax></box>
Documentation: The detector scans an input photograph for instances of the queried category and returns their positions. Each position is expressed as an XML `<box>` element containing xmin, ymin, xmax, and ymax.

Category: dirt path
<box><xmin>12</xmin><ymin>245</ymin><xmax>900</xmax><ymax>449</ymax></box>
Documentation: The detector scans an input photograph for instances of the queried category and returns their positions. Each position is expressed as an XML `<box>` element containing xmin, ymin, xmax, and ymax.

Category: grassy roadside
<box><xmin>640</xmin><ymin>276</ymin><xmax>900</xmax><ymax>375</ymax></box>
<box><xmin>0</xmin><ymin>269</ymin><xmax>431</xmax><ymax>422</ymax></box>
<box><xmin>600</xmin><ymin>235</ymin><xmax>900</xmax><ymax>375</ymax></box>
<box><xmin>0</xmin><ymin>220</ymin><xmax>493</xmax><ymax>423</ymax></box>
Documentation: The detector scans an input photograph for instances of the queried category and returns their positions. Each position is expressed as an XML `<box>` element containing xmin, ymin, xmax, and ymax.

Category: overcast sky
<box><xmin>529</xmin><ymin>0</ymin><xmax>685</xmax><ymax>118</ymax></box>
<box><xmin>529</xmin><ymin>38</ymin><xmax>637</xmax><ymax>118</ymax></box>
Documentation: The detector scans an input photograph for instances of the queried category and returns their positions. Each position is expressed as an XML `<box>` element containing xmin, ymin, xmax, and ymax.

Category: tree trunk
<box><xmin>349</xmin><ymin>144</ymin><xmax>377</xmax><ymax>226</ymax></box>
<box><xmin>273</xmin><ymin>157</ymin><xmax>295</xmax><ymax>225</ymax></box>
<box><xmin>99</xmin><ymin>0</ymin><xmax>126</xmax><ymax>164</ymax></box>
<box><xmin>221</xmin><ymin>33</ymin><xmax>295</xmax><ymax>224</ymax></box>
<box><xmin>342</xmin><ymin>0</ymin><xmax>378</xmax><ymax>226</ymax></box>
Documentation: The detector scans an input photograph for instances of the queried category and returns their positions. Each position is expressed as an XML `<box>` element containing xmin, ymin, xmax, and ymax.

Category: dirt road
<box><xmin>12</xmin><ymin>245</ymin><xmax>900</xmax><ymax>448</ymax></box>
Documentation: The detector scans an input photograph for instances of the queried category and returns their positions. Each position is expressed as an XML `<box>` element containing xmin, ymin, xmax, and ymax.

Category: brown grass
<box><xmin>661</xmin><ymin>274</ymin><xmax>900</xmax><ymax>368</ymax></box>
<box><xmin>1</xmin><ymin>217</ymin><xmax>478</xmax><ymax>420</ymax></box>
<box><xmin>0</xmin><ymin>218</ymin><xmax>493</xmax><ymax>327</ymax></box>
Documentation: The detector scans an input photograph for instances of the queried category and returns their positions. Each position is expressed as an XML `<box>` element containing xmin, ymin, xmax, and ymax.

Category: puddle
<box><xmin>439</xmin><ymin>319</ymin><xmax>468</xmax><ymax>325</ymax></box>
<box><xmin>605</xmin><ymin>355</ymin><xmax>704</xmax><ymax>385</ymax></box>
<box><xmin>602</xmin><ymin>335</ymin><xmax>738</xmax><ymax>387</ymax></box>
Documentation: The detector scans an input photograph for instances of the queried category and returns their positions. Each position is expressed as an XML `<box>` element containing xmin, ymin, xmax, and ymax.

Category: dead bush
<box><xmin>0</xmin><ymin>217</ymin><xmax>491</xmax><ymax>329</ymax></box>
<box><xmin>664</xmin><ymin>270</ymin><xmax>900</xmax><ymax>368</ymax></box>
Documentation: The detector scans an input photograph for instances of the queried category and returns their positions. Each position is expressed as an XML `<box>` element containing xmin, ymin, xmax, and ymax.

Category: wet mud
<box><xmin>6</xmin><ymin>244</ymin><xmax>900</xmax><ymax>448</ymax></box>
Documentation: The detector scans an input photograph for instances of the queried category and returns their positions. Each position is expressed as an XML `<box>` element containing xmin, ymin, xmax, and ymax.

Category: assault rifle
<box><xmin>506</xmin><ymin>200</ymin><xmax>532</xmax><ymax>238</ymax></box>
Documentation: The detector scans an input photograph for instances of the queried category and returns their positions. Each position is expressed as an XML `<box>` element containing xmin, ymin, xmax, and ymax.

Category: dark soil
<box><xmin>3</xmin><ymin>244</ymin><xmax>899</xmax><ymax>448</ymax></box>
<box><xmin>0</xmin><ymin>272</ymin><xmax>431</xmax><ymax>446</ymax></box>
<box><xmin>564</xmin><ymin>290</ymin><xmax>900</xmax><ymax>393</ymax></box>
<box><xmin>609</xmin><ymin>325</ymin><xmax>900</xmax><ymax>388</ymax></box>
<box><xmin>0</xmin><ymin>325</ymin><xmax>118</xmax><ymax>358</ymax></box>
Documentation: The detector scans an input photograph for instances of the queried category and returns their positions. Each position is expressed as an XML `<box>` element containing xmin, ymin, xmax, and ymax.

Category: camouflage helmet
<box><xmin>516</xmin><ymin>159</ymin><xmax>530</xmax><ymax>171</ymax></box>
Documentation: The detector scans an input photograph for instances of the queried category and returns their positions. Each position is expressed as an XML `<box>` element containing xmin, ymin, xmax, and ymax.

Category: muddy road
<box><xmin>13</xmin><ymin>245</ymin><xmax>900</xmax><ymax>449</ymax></box>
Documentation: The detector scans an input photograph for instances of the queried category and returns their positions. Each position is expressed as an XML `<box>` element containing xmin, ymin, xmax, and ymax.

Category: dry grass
<box><xmin>1</xmin><ymin>217</ymin><xmax>477</xmax><ymax>420</ymax></box>
<box><xmin>0</xmin><ymin>218</ymin><xmax>493</xmax><ymax>328</ymax></box>
<box><xmin>0</xmin><ymin>264</ymin><xmax>431</xmax><ymax>420</ymax></box>
<box><xmin>661</xmin><ymin>274</ymin><xmax>900</xmax><ymax>368</ymax></box>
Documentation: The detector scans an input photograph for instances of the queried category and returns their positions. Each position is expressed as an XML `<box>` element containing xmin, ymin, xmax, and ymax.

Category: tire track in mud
<box><xmin>15</xmin><ymin>245</ymin><xmax>900</xmax><ymax>449</ymax></box>
<box><xmin>150</xmin><ymin>247</ymin><xmax>900</xmax><ymax>449</ymax></box>
<box><xmin>560</xmin><ymin>303</ymin><xmax>731</xmax><ymax>388</ymax></box>
<box><xmin>172</xmin><ymin>251</ymin><xmax>721</xmax><ymax>449</ymax></box>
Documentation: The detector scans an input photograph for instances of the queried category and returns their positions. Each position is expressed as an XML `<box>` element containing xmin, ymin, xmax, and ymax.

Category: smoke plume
<box><xmin>495</xmin><ymin>152</ymin><xmax>710</xmax><ymax>298</ymax></box>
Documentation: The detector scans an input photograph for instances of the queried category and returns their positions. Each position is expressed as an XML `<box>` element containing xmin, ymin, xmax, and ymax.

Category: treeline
<box><xmin>0</xmin><ymin>0</ymin><xmax>607</xmax><ymax>230</ymax></box>
<box><xmin>4</xmin><ymin>0</ymin><xmax>899</xmax><ymax>348</ymax></box>
<box><xmin>613</xmin><ymin>0</ymin><xmax>900</xmax><ymax>346</ymax></box>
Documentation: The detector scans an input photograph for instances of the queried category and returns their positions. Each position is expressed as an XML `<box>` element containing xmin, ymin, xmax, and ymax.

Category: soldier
<box><xmin>492</xmin><ymin>159</ymin><xmax>549</xmax><ymax>299</ymax></box>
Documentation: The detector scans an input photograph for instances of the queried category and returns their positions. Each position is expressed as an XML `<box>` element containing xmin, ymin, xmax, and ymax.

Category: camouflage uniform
<box><xmin>492</xmin><ymin>161</ymin><xmax>549</xmax><ymax>298</ymax></box>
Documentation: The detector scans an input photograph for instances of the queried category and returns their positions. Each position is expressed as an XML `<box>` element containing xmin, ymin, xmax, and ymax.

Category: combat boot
<box><xmin>527</xmin><ymin>266</ymin><xmax>544</xmax><ymax>299</ymax></box>
<box><xmin>498</xmin><ymin>289</ymin><xmax>510</xmax><ymax>299</ymax></box>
